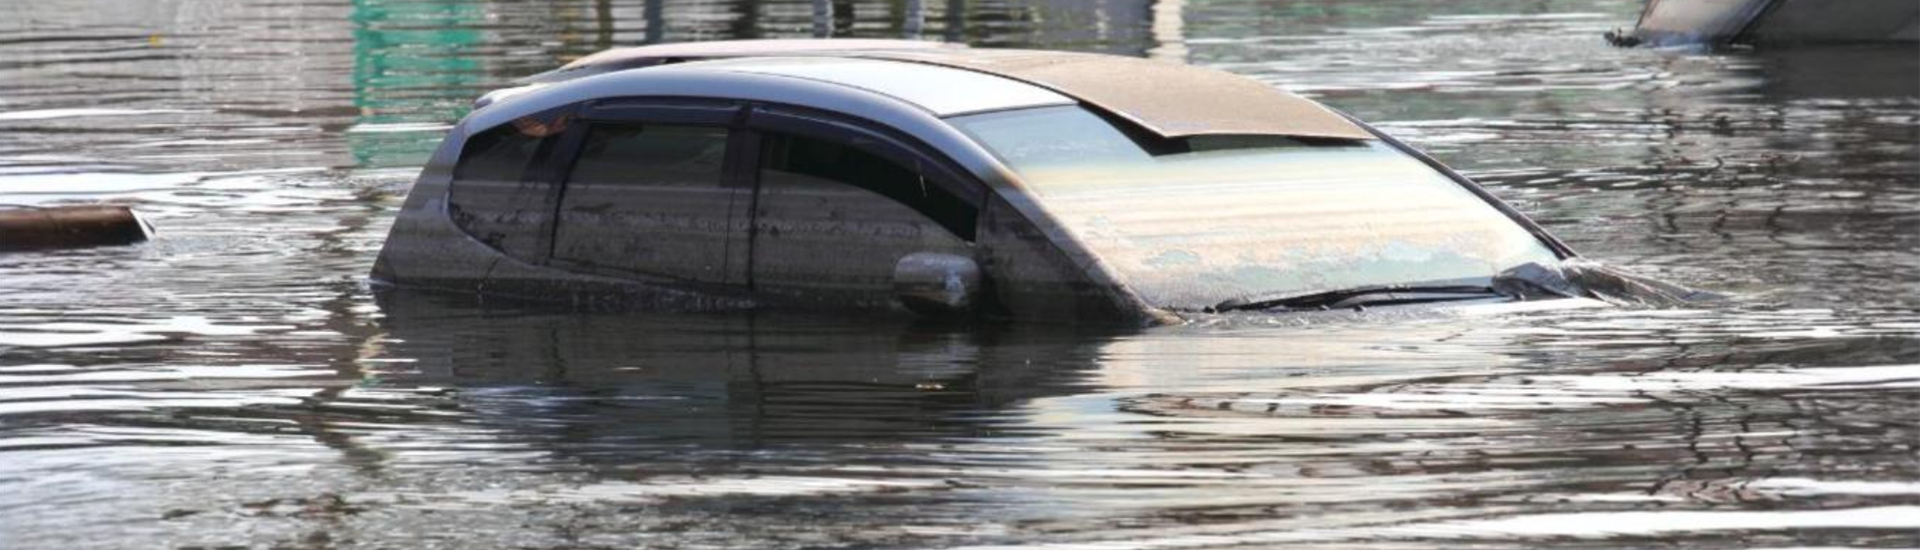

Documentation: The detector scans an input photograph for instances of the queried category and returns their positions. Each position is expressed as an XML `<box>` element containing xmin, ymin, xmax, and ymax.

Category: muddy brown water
<box><xmin>2</xmin><ymin>0</ymin><xmax>1917</xmax><ymax>548</ymax></box>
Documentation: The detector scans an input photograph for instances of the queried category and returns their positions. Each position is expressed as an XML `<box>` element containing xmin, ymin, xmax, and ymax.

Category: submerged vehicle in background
<box><xmin>1623</xmin><ymin>0</ymin><xmax>1920</xmax><ymax>47</ymax></box>
<box><xmin>373</xmin><ymin>39</ymin><xmax>1699</xmax><ymax>325</ymax></box>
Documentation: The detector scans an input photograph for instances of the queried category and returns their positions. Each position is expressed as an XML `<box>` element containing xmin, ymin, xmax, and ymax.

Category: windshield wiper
<box><xmin>1208</xmin><ymin>284</ymin><xmax>1503</xmax><ymax>313</ymax></box>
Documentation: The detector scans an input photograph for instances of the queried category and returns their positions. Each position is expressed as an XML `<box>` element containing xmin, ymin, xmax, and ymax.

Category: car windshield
<box><xmin>949</xmin><ymin>105</ymin><xmax>1564</xmax><ymax>311</ymax></box>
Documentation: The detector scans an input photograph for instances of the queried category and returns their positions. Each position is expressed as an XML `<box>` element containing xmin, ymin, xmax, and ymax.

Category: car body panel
<box><xmin>376</xmin><ymin>64</ymin><xmax>1165</xmax><ymax>323</ymax></box>
<box><xmin>374</xmin><ymin>42</ymin><xmax>1583</xmax><ymax>325</ymax></box>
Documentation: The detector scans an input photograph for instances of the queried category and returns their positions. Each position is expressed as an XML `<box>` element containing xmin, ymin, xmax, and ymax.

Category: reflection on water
<box><xmin>2</xmin><ymin>0</ymin><xmax>1916</xmax><ymax>548</ymax></box>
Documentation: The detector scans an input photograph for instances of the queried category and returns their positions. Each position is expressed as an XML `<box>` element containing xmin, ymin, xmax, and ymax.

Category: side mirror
<box><xmin>892</xmin><ymin>252</ymin><xmax>983</xmax><ymax>317</ymax></box>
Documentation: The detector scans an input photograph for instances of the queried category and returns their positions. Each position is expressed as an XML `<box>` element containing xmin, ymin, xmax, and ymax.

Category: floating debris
<box><xmin>0</xmin><ymin>204</ymin><xmax>152</xmax><ymax>251</ymax></box>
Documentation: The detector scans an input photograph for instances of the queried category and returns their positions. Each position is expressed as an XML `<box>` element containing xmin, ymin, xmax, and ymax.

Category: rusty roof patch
<box><xmin>848</xmin><ymin>49</ymin><xmax>1374</xmax><ymax>141</ymax></box>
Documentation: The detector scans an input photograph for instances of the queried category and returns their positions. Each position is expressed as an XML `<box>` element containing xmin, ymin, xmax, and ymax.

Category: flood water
<box><xmin>3</xmin><ymin>0</ymin><xmax>1918</xmax><ymax>548</ymax></box>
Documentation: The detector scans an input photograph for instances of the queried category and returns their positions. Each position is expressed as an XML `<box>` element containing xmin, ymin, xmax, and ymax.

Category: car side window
<box><xmin>549</xmin><ymin>123</ymin><xmax>745</xmax><ymax>284</ymax></box>
<box><xmin>456</xmin><ymin>125</ymin><xmax>542</xmax><ymax>180</ymax></box>
<box><xmin>749</xmin><ymin>131</ymin><xmax>973</xmax><ymax>304</ymax></box>
<box><xmin>447</xmin><ymin>115</ymin><xmax>563</xmax><ymax>263</ymax></box>
<box><xmin>566</xmin><ymin>124</ymin><xmax>730</xmax><ymax>186</ymax></box>
<box><xmin>760</xmin><ymin>133</ymin><xmax>976</xmax><ymax>241</ymax></box>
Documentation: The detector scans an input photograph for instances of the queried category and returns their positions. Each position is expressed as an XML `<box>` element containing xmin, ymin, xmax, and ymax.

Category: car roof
<box><xmin>519</xmin><ymin>38</ymin><xmax>961</xmax><ymax>84</ymax></box>
<box><xmin>681</xmin><ymin>57</ymin><xmax>1075</xmax><ymax>117</ymax></box>
<box><xmin>842</xmin><ymin>49</ymin><xmax>1372</xmax><ymax>140</ymax></box>
<box><xmin>514</xmin><ymin>39</ymin><xmax>1373</xmax><ymax>141</ymax></box>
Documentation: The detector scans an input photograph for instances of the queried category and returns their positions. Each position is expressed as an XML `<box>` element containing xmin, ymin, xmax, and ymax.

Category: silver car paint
<box><xmin>379</xmin><ymin>59</ymin><xmax>1168</xmax><ymax>320</ymax></box>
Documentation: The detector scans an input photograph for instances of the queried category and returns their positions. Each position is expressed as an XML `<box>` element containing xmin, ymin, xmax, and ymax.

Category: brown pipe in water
<box><xmin>0</xmin><ymin>205</ymin><xmax>152</xmax><ymax>251</ymax></box>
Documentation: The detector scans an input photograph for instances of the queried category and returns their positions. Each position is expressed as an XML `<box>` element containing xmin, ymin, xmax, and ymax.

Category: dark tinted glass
<box><xmin>761</xmin><ymin>133</ymin><xmax>974</xmax><ymax>240</ymax></box>
<box><xmin>551</xmin><ymin>123</ymin><xmax>741</xmax><ymax>283</ymax></box>
<box><xmin>567</xmin><ymin>124</ymin><xmax>728</xmax><ymax>186</ymax></box>
<box><xmin>448</xmin><ymin>118</ymin><xmax>559</xmax><ymax>262</ymax></box>
<box><xmin>750</xmin><ymin>131</ymin><xmax>974</xmax><ymax>306</ymax></box>
<box><xmin>454</xmin><ymin>124</ymin><xmax>541</xmax><ymax>182</ymax></box>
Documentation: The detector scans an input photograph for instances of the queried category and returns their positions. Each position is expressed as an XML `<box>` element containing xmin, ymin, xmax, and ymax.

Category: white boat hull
<box><xmin>1632</xmin><ymin>0</ymin><xmax>1920</xmax><ymax>46</ymax></box>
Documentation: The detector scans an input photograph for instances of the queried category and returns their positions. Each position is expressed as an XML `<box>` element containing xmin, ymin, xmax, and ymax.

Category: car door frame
<box><xmin>522</xmin><ymin>97</ymin><xmax>993</xmax><ymax>303</ymax></box>
<box><xmin>738</xmin><ymin>104</ymin><xmax>990</xmax><ymax>292</ymax></box>
<box><xmin>534</xmin><ymin>97</ymin><xmax>756</xmax><ymax>290</ymax></box>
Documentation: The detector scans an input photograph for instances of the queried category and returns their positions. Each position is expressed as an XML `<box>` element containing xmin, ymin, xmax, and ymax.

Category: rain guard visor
<box><xmin>951</xmin><ymin>106</ymin><xmax>1563</xmax><ymax>311</ymax></box>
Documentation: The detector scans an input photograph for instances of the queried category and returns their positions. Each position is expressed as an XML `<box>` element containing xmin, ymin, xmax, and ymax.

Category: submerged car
<box><xmin>373</xmin><ymin>39</ymin><xmax>1648</xmax><ymax>325</ymax></box>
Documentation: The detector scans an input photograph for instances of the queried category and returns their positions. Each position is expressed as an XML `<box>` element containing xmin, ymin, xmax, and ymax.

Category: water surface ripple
<box><xmin>2</xmin><ymin>0</ymin><xmax>1916</xmax><ymax>548</ymax></box>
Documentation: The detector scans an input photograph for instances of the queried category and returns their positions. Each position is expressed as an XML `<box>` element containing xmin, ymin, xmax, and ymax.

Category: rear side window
<box><xmin>454</xmin><ymin>125</ymin><xmax>541</xmax><ymax>182</ymax></box>
<box><xmin>549</xmin><ymin>123</ymin><xmax>743</xmax><ymax>283</ymax></box>
<box><xmin>447</xmin><ymin>115</ymin><xmax>565</xmax><ymax>262</ymax></box>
